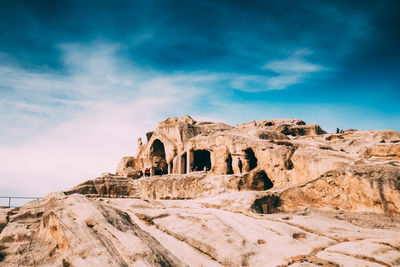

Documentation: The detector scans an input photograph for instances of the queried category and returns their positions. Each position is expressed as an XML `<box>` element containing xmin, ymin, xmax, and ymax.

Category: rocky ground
<box><xmin>0</xmin><ymin>193</ymin><xmax>399</xmax><ymax>267</ymax></box>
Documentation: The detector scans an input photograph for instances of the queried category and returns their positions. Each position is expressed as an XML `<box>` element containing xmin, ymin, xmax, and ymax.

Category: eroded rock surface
<box><xmin>0</xmin><ymin>193</ymin><xmax>183</xmax><ymax>267</ymax></box>
<box><xmin>114</xmin><ymin>116</ymin><xmax>400</xmax><ymax>191</ymax></box>
<box><xmin>1</xmin><ymin>193</ymin><xmax>399</xmax><ymax>266</ymax></box>
<box><xmin>67</xmin><ymin>171</ymin><xmax>274</xmax><ymax>200</ymax></box>
<box><xmin>279</xmin><ymin>164</ymin><xmax>400</xmax><ymax>215</ymax></box>
<box><xmin>67</xmin><ymin>116</ymin><xmax>400</xmax><ymax>216</ymax></box>
<box><xmin>252</xmin><ymin>164</ymin><xmax>400</xmax><ymax>215</ymax></box>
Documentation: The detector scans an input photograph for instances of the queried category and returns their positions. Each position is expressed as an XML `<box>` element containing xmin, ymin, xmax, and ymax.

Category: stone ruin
<box><xmin>116</xmin><ymin>115</ymin><xmax>326</xmax><ymax>187</ymax></box>
<box><xmin>68</xmin><ymin>115</ymin><xmax>400</xmax><ymax>215</ymax></box>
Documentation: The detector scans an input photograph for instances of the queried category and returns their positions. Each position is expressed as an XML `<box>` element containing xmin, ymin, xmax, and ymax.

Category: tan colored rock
<box><xmin>0</xmin><ymin>208</ymin><xmax>8</xmax><ymax>234</ymax></box>
<box><xmin>253</xmin><ymin>164</ymin><xmax>400</xmax><ymax>215</ymax></box>
<box><xmin>3</xmin><ymin>193</ymin><xmax>400</xmax><ymax>266</ymax></box>
<box><xmin>0</xmin><ymin>193</ymin><xmax>184</xmax><ymax>267</ymax></box>
<box><xmin>237</xmin><ymin>118</ymin><xmax>306</xmax><ymax>128</ymax></box>
<box><xmin>71</xmin><ymin>116</ymin><xmax>400</xmax><ymax>215</ymax></box>
<box><xmin>275</xmin><ymin>123</ymin><xmax>327</xmax><ymax>136</ymax></box>
<box><xmin>364</xmin><ymin>143</ymin><xmax>400</xmax><ymax>158</ymax></box>
<box><xmin>289</xmin><ymin>147</ymin><xmax>353</xmax><ymax>185</ymax></box>
<box><xmin>116</xmin><ymin>156</ymin><xmax>138</xmax><ymax>177</ymax></box>
<box><xmin>115</xmin><ymin>115</ymin><xmax>324</xmax><ymax>184</ymax></box>
<box><xmin>257</xmin><ymin>130</ymin><xmax>290</xmax><ymax>140</ymax></box>
<box><xmin>238</xmin><ymin>169</ymin><xmax>274</xmax><ymax>191</ymax></box>
<box><xmin>66</xmin><ymin>174</ymin><xmax>140</xmax><ymax>198</ymax></box>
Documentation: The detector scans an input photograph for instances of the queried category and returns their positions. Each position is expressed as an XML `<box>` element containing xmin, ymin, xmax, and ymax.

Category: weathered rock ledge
<box><xmin>66</xmin><ymin>168</ymin><xmax>273</xmax><ymax>200</ymax></box>
<box><xmin>253</xmin><ymin>164</ymin><xmax>400</xmax><ymax>215</ymax></box>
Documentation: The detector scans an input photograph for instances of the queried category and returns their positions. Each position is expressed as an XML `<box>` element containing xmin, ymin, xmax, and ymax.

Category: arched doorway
<box><xmin>244</xmin><ymin>148</ymin><xmax>258</xmax><ymax>171</ymax></box>
<box><xmin>193</xmin><ymin>150</ymin><xmax>211</xmax><ymax>171</ymax></box>
<box><xmin>226</xmin><ymin>153</ymin><xmax>233</xmax><ymax>174</ymax></box>
<box><xmin>150</xmin><ymin>139</ymin><xmax>167</xmax><ymax>175</ymax></box>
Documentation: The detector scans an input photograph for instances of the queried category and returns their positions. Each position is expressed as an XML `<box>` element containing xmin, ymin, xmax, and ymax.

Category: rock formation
<box><xmin>0</xmin><ymin>193</ymin><xmax>183</xmax><ymax>266</ymax></box>
<box><xmin>1</xmin><ymin>193</ymin><xmax>400</xmax><ymax>266</ymax></box>
<box><xmin>1</xmin><ymin>115</ymin><xmax>400</xmax><ymax>266</ymax></box>
<box><xmin>69</xmin><ymin>115</ymin><xmax>400</xmax><ymax>215</ymax></box>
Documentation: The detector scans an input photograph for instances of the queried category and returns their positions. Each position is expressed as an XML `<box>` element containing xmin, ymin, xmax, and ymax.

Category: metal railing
<box><xmin>0</xmin><ymin>196</ymin><xmax>42</xmax><ymax>208</ymax></box>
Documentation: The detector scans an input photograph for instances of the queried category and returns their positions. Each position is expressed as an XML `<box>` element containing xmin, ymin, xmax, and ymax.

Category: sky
<box><xmin>0</xmin><ymin>0</ymin><xmax>399</xmax><ymax>198</ymax></box>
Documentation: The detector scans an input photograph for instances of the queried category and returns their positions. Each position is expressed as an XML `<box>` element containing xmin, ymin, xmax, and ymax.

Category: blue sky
<box><xmin>0</xmin><ymin>0</ymin><xmax>399</xmax><ymax>197</ymax></box>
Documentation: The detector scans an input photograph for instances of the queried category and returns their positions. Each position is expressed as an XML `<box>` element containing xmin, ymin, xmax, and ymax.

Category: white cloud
<box><xmin>0</xmin><ymin>42</ymin><xmax>217</xmax><ymax>196</ymax></box>
<box><xmin>225</xmin><ymin>49</ymin><xmax>325</xmax><ymax>92</ymax></box>
<box><xmin>266</xmin><ymin>59</ymin><xmax>321</xmax><ymax>73</ymax></box>
<box><xmin>266</xmin><ymin>74</ymin><xmax>303</xmax><ymax>89</ymax></box>
<box><xmin>263</xmin><ymin>49</ymin><xmax>323</xmax><ymax>90</ymax></box>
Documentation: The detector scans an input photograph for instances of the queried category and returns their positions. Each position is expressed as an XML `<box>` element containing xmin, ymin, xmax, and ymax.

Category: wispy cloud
<box><xmin>226</xmin><ymin>49</ymin><xmax>324</xmax><ymax>92</ymax></box>
<box><xmin>263</xmin><ymin>49</ymin><xmax>323</xmax><ymax>90</ymax></box>
<box><xmin>0</xmin><ymin>42</ymin><xmax>218</xmax><ymax>196</ymax></box>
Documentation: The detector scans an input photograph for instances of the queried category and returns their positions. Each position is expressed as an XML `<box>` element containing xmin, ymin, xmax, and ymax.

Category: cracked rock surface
<box><xmin>1</xmin><ymin>193</ymin><xmax>399</xmax><ymax>266</ymax></box>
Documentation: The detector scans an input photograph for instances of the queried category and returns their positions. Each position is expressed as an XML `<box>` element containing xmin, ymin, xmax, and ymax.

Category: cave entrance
<box><xmin>253</xmin><ymin>171</ymin><xmax>274</xmax><ymax>190</ymax></box>
<box><xmin>239</xmin><ymin>170</ymin><xmax>274</xmax><ymax>191</ymax></box>
<box><xmin>226</xmin><ymin>153</ymin><xmax>233</xmax><ymax>174</ymax></box>
<box><xmin>150</xmin><ymin>139</ymin><xmax>167</xmax><ymax>175</ymax></box>
<box><xmin>180</xmin><ymin>152</ymin><xmax>187</xmax><ymax>174</ymax></box>
<box><xmin>244</xmin><ymin>148</ymin><xmax>258</xmax><ymax>171</ymax></box>
<box><xmin>193</xmin><ymin>150</ymin><xmax>211</xmax><ymax>171</ymax></box>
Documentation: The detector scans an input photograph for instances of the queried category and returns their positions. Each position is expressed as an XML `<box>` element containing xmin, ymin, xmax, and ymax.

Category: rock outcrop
<box><xmin>67</xmin><ymin>170</ymin><xmax>274</xmax><ymax>200</ymax></box>
<box><xmin>2</xmin><ymin>115</ymin><xmax>400</xmax><ymax>266</ymax></box>
<box><xmin>0</xmin><ymin>193</ymin><xmax>183</xmax><ymax>266</ymax></box>
<box><xmin>253</xmin><ymin>164</ymin><xmax>400</xmax><ymax>215</ymax></box>
<box><xmin>69</xmin><ymin>116</ymin><xmax>400</xmax><ymax>215</ymax></box>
